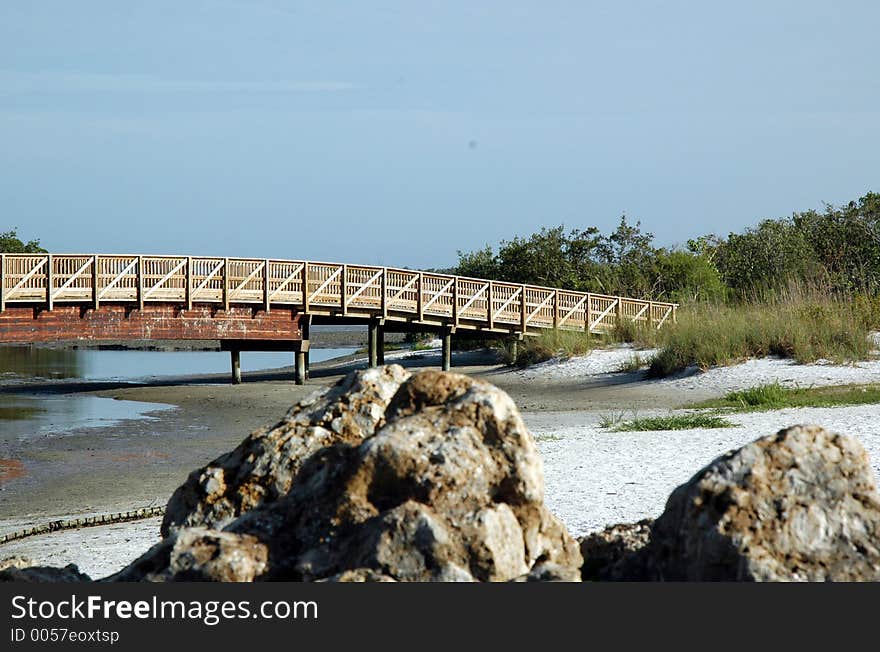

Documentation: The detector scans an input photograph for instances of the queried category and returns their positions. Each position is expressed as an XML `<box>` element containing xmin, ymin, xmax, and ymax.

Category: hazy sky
<box><xmin>2</xmin><ymin>1</ymin><xmax>878</xmax><ymax>268</ymax></box>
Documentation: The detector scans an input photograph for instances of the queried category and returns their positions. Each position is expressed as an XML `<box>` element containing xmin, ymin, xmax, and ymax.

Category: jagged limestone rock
<box><xmin>127</xmin><ymin>368</ymin><xmax>582</xmax><ymax>582</ymax></box>
<box><xmin>161</xmin><ymin>365</ymin><xmax>412</xmax><ymax>535</ymax></box>
<box><xmin>645</xmin><ymin>425</ymin><xmax>880</xmax><ymax>581</ymax></box>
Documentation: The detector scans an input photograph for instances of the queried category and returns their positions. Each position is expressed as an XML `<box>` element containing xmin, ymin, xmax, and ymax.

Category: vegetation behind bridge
<box><xmin>455</xmin><ymin>191</ymin><xmax>880</xmax><ymax>373</ymax></box>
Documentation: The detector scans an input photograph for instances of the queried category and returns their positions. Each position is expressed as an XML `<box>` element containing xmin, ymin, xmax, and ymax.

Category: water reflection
<box><xmin>0</xmin><ymin>345</ymin><xmax>355</xmax><ymax>441</ymax></box>
<box><xmin>0</xmin><ymin>345</ymin><xmax>354</xmax><ymax>382</ymax></box>
<box><xmin>0</xmin><ymin>394</ymin><xmax>172</xmax><ymax>443</ymax></box>
<box><xmin>0</xmin><ymin>346</ymin><xmax>82</xmax><ymax>379</ymax></box>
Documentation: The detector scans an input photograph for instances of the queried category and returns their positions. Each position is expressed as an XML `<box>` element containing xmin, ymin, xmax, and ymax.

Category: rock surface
<box><xmin>579</xmin><ymin>520</ymin><xmax>653</xmax><ymax>581</ymax></box>
<box><xmin>161</xmin><ymin>365</ymin><xmax>412</xmax><ymax>535</ymax></box>
<box><xmin>643</xmin><ymin>424</ymin><xmax>880</xmax><ymax>581</ymax></box>
<box><xmin>1</xmin><ymin>556</ymin><xmax>91</xmax><ymax>582</ymax></box>
<box><xmin>131</xmin><ymin>367</ymin><xmax>583</xmax><ymax>582</ymax></box>
<box><xmin>106</xmin><ymin>528</ymin><xmax>268</xmax><ymax>582</ymax></box>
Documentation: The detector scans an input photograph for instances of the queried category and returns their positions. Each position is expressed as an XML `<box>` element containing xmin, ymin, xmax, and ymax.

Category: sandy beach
<box><xmin>3</xmin><ymin>344</ymin><xmax>880</xmax><ymax>578</ymax></box>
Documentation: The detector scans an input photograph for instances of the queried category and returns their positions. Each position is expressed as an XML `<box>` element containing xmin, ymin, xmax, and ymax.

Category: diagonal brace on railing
<box><xmin>387</xmin><ymin>273</ymin><xmax>419</xmax><ymax>303</ymax></box>
<box><xmin>458</xmin><ymin>282</ymin><xmax>489</xmax><ymax>315</ymax></box>
<box><xmin>525</xmin><ymin>291</ymin><xmax>555</xmax><ymax>324</ymax></box>
<box><xmin>492</xmin><ymin>287</ymin><xmax>522</xmax><ymax>321</ymax></box>
<box><xmin>557</xmin><ymin>294</ymin><xmax>588</xmax><ymax>327</ymax></box>
<box><xmin>51</xmin><ymin>258</ymin><xmax>93</xmax><ymax>299</ymax></box>
<box><xmin>143</xmin><ymin>259</ymin><xmax>187</xmax><ymax>299</ymax></box>
<box><xmin>345</xmin><ymin>269</ymin><xmax>384</xmax><ymax>307</ymax></box>
<box><xmin>590</xmin><ymin>299</ymin><xmax>619</xmax><ymax>331</ymax></box>
<box><xmin>308</xmin><ymin>267</ymin><xmax>342</xmax><ymax>303</ymax></box>
<box><xmin>229</xmin><ymin>261</ymin><xmax>265</xmax><ymax>297</ymax></box>
<box><xmin>655</xmin><ymin>306</ymin><xmax>673</xmax><ymax>329</ymax></box>
<box><xmin>421</xmin><ymin>278</ymin><xmax>454</xmax><ymax>313</ymax></box>
<box><xmin>97</xmin><ymin>258</ymin><xmax>138</xmax><ymax>300</ymax></box>
<box><xmin>5</xmin><ymin>257</ymin><xmax>47</xmax><ymax>297</ymax></box>
<box><xmin>267</xmin><ymin>263</ymin><xmax>304</xmax><ymax>301</ymax></box>
<box><xmin>629</xmin><ymin>302</ymin><xmax>650</xmax><ymax>322</ymax></box>
<box><xmin>191</xmin><ymin>260</ymin><xmax>225</xmax><ymax>295</ymax></box>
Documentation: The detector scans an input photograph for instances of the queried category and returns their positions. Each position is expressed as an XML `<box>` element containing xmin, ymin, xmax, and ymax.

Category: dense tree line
<box><xmin>455</xmin><ymin>192</ymin><xmax>880</xmax><ymax>303</ymax></box>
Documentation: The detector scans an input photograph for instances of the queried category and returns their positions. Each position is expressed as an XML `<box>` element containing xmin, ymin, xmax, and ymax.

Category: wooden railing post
<box><xmin>185</xmin><ymin>256</ymin><xmax>193</xmax><ymax>311</ymax></box>
<box><xmin>381</xmin><ymin>268</ymin><xmax>387</xmax><ymax>319</ymax></box>
<box><xmin>615</xmin><ymin>297</ymin><xmax>623</xmax><ymax>327</ymax></box>
<box><xmin>263</xmin><ymin>259</ymin><xmax>270</xmax><ymax>312</ymax></box>
<box><xmin>47</xmin><ymin>254</ymin><xmax>54</xmax><ymax>310</ymax></box>
<box><xmin>453</xmin><ymin>277</ymin><xmax>459</xmax><ymax>327</ymax></box>
<box><xmin>92</xmin><ymin>255</ymin><xmax>99</xmax><ymax>309</ymax></box>
<box><xmin>648</xmin><ymin>301</ymin><xmax>654</xmax><ymax>329</ymax></box>
<box><xmin>487</xmin><ymin>281</ymin><xmax>494</xmax><ymax>330</ymax></box>
<box><xmin>137</xmin><ymin>255</ymin><xmax>144</xmax><ymax>310</ymax></box>
<box><xmin>302</xmin><ymin>262</ymin><xmax>310</xmax><ymax>312</ymax></box>
<box><xmin>341</xmin><ymin>264</ymin><xmax>348</xmax><ymax>314</ymax></box>
<box><xmin>585</xmin><ymin>293</ymin><xmax>592</xmax><ymax>332</ymax></box>
<box><xmin>417</xmin><ymin>272</ymin><xmax>423</xmax><ymax>322</ymax></box>
<box><xmin>552</xmin><ymin>290</ymin><xmax>559</xmax><ymax>329</ymax></box>
<box><xmin>520</xmin><ymin>284</ymin><xmax>527</xmax><ymax>333</ymax></box>
<box><xmin>223</xmin><ymin>257</ymin><xmax>229</xmax><ymax>311</ymax></box>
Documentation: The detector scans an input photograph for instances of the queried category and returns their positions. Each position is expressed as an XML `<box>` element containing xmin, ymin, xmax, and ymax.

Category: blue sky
<box><xmin>2</xmin><ymin>1</ymin><xmax>878</xmax><ymax>268</ymax></box>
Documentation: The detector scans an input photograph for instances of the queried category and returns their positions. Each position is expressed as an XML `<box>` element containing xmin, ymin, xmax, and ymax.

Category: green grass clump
<box><xmin>643</xmin><ymin>297</ymin><xmax>875</xmax><ymax>378</ymax></box>
<box><xmin>605</xmin><ymin>413</ymin><xmax>735</xmax><ymax>432</ymax></box>
<box><xmin>694</xmin><ymin>382</ymin><xmax>880</xmax><ymax>412</ymax></box>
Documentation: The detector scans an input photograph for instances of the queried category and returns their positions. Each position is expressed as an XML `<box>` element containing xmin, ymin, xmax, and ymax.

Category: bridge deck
<box><xmin>0</xmin><ymin>254</ymin><xmax>676</xmax><ymax>341</ymax></box>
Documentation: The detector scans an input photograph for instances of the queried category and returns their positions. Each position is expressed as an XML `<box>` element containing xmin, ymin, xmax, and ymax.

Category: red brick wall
<box><xmin>0</xmin><ymin>304</ymin><xmax>303</xmax><ymax>343</ymax></box>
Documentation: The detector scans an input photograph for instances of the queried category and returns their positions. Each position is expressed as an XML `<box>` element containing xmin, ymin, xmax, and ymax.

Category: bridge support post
<box><xmin>368</xmin><ymin>319</ymin><xmax>379</xmax><ymax>368</ymax></box>
<box><xmin>441</xmin><ymin>327</ymin><xmax>452</xmax><ymax>371</ymax></box>
<box><xmin>301</xmin><ymin>315</ymin><xmax>311</xmax><ymax>380</ymax></box>
<box><xmin>295</xmin><ymin>350</ymin><xmax>306</xmax><ymax>385</ymax></box>
<box><xmin>510</xmin><ymin>338</ymin><xmax>518</xmax><ymax>362</ymax></box>
<box><xmin>377</xmin><ymin>324</ymin><xmax>385</xmax><ymax>366</ymax></box>
<box><xmin>230</xmin><ymin>349</ymin><xmax>241</xmax><ymax>385</ymax></box>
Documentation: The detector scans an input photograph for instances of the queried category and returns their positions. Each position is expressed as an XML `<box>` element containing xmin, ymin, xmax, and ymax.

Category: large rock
<box><xmin>644</xmin><ymin>425</ymin><xmax>880</xmax><ymax>581</ymax></box>
<box><xmin>162</xmin><ymin>365</ymin><xmax>412</xmax><ymax>535</ymax></box>
<box><xmin>0</xmin><ymin>556</ymin><xmax>91</xmax><ymax>582</ymax></box>
<box><xmin>128</xmin><ymin>367</ymin><xmax>582</xmax><ymax>582</ymax></box>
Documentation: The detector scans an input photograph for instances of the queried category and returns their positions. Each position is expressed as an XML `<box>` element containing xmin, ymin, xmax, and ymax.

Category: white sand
<box><xmin>515</xmin><ymin>344</ymin><xmax>661</xmax><ymax>380</ymax></box>
<box><xmin>1</xmin><ymin>518</ymin><xmax>161</xmax><ymax>580</ymax></box>
<box><xmin>530</xmin><ymin>404</ymin><xmax>880</xmax><ymax>538</ymax></box>
<box><xmin>6</xmin><ymin>349</ymin><xmax>880</xmax><ymax>577</ymax></box>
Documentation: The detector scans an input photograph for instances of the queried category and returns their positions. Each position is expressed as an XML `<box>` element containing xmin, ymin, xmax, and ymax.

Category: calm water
<box><xmin>0</xmin><ymin>346</ymin><xmax>355</xmax><ymax>383</ymax></box>
<box><xmin>0</xmin><ymin>346</ymin><xmax>355</xmax><ymax>441</ymax></box>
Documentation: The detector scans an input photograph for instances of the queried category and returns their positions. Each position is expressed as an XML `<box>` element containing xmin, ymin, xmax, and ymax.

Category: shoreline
<box><xmin>5</xmin><ymin>346</ymin><xmax>880</xmax><ymax>578</ymax></box>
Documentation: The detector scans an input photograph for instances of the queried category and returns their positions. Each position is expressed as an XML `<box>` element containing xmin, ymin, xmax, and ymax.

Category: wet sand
<box><xmin>0</xmin><ymin>347</ymin><xmax>702</xmax><ymax>527</ymax></box>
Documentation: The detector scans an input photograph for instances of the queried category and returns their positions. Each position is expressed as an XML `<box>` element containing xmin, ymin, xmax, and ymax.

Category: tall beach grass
<box><xmin>503</xmin><ymin>288</ymin><xmax>879</xmax><ymax>375</ymax></box>
<box><xmin>643</xmin><ymin>294</ymin><xmax>877</xmax><ymax>377</ymax></box>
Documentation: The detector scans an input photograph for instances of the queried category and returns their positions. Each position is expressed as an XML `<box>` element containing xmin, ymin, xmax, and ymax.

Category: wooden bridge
<box><xmin>0</xmin><ymin>253</ymin><xmax>677</xmax><ymax>383</ymax></box>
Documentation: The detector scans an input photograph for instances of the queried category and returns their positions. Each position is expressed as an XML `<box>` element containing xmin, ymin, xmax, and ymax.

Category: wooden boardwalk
<box><xmin>0</xmin><ymin>253</ymin><xmax>676</xmax><ymax>335</ymax></box>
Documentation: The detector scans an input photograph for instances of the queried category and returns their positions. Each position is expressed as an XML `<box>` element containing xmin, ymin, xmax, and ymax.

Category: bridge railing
<box><xmin>0</xmin><ymin>254</ymin><xmax>677</xmax><ymax>334</ymax></box>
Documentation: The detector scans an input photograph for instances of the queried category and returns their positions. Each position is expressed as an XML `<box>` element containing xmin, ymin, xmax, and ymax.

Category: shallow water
<box><xmin>0</xmin><ymin>346</ymin><xmax>355</xmax><ymax>382</ymax></box>
<box><xmin>0</xmin><ymin>394</ymin><xmax>173</xmax><ymax>443</ymax></box>
<box><xmin>0</xmin><ymin>346</ymin><xmax>356</xmax><ymax>442</ymax></box>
